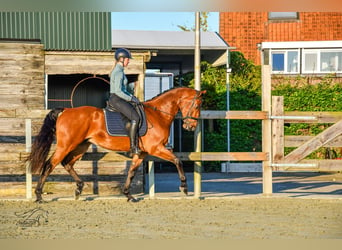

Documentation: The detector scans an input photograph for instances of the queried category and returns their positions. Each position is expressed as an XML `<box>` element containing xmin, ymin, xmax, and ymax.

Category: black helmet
<box><xmin>114</xmin><ymin>48</ymin><xmax>132</xmax><ymax>61</ymax></box>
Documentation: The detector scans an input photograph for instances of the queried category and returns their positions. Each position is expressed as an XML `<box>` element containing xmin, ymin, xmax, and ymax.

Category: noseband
<box><xmin>180</xmin><ymin>91</ymin><xmax>202</xmax><ymax>123</ymax></box>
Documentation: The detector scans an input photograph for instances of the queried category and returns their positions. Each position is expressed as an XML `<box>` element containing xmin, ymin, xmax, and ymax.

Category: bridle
<box><xmin>143</xmin><ymin>91</ymin><xmax>202</xmax><ymax>123</ymax></box>
<box><xmin>180</xmin><ymin>92</ymin><xmax>202</xmax><ymax>123</ymax></box>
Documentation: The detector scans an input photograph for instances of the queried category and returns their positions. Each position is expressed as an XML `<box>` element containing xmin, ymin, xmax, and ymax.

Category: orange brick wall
<box><xmin>220</xmin><ymin>12</ymin><xmax>342</xmax><ymax>65</ymax></box>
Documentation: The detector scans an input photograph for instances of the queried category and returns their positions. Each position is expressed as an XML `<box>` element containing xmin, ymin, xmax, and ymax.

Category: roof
<box><xmin>0</xmin><ymin>12</ymin><xmax>112</xmax><ymax>51</ymax></box>
<box><xmin>112</xmin><ymin>30</ymin><xmax>230</xmax><ymax>67</ymax></box>
<box><xmin>112</xmin><ymin>30</ymin><xmax>229</xmax><ymax>50</ymax></box>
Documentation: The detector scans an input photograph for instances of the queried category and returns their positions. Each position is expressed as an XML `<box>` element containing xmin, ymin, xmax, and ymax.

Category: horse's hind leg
<box><xmin>61</xmin><ymin>140</ymin><xmax>91</xmax><ymax>200</ymax></box>
<box><xmin>35</xmin><ymin>159</ymin><xmax>55</xmax><ymax>202</ymax></box>
<box><xmin>122</xmin><ymin>154</ymin><xmax>145</xmax><ymax>202</ymax></box>
<box><xmin>62</xmin><ymin>163</ymin><xmax>84</xmax><ymax>200</ymax></box>
<box><xmin>35</xmin><ymin>149</ymin><xmax>70</xmax><ymax>202</ymax></box>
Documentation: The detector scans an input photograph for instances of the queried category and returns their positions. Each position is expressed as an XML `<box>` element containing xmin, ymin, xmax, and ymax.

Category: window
<box><xmin>268</xmin><ymin>12</ymin><xmax>298</xmax><ymax>20</ymax></box>
<box><xmin>271</xmin><ymin>50</ymin><xmax>299</xmax><ymax>73</ymax></box>
<box><xmin>287</xmin><ymin>51</ymin><xmax>299</xmax><ymax>72</ymax></box>
<box><xmin>270</xmin><ymin>48</ymin><xmax>342</xmax><ymax>74</ymax></box>
<box><xmin>272</xmin><ymin>52</ymin><xmax>284</xmax><ymax>71</ymax></box>
<box><xmin>263</xmin><ymin>41</ymin><xmax>342</xmax><ymax>75</ymax></box>
<box><xmin>303</xmin><ymin>51</ymin><xmax>318</xmax><ymax>73</ymax></box>
<box><xmin>320</xmin><ymin>51</ymin><xmax>342</xmax><ymax>72</ymax></box>
<box><xmin>302</xmin><ymin>49</ymin><xmax>342</xmax><ymax>74</ymax></box>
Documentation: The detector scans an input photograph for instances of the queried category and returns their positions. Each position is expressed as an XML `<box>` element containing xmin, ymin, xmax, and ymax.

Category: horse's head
<box><xmin>179</xmin><ymin>89</ymin><xmax>206</xmax><ymax>131</ymax></box>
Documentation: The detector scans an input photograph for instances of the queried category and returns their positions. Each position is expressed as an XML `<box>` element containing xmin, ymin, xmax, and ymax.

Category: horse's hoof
<box><xmin>35</xmin><ymin>199</ymin><xmax>47</xmax><ymax>204</ymax></box>
<box><xmin>127</xmin><ymin>197</ymin><xmax>139</xmax><ymax>203</ymax></box>
<box><xmin>75</xmin><ymin>191</ymin><xmax>81</xmax><ymax>200</ymax></box>
<box><xmin>179</xmin><ymin>186</ymin><xmax>188</xmax><ymax>195</ymax></box>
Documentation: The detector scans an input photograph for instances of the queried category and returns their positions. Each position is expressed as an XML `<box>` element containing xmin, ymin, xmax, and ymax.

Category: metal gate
<box><xmin>144</xmin><ymin>72</ymin><xmax>174</xmax><ymax>148</ymax></box>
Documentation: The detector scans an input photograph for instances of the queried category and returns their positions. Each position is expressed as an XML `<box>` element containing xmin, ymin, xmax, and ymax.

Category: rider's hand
<box><xmin>131</xmin><ymin>96</ymin><xmax>140</xmax><ymax>104</ymax></box>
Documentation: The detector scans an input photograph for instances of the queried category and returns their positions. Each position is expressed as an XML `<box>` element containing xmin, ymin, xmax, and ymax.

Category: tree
<box><xmin>177</xmin><ymin>12</ymin><xmax>209</xmax><ymax>31</ymax></box>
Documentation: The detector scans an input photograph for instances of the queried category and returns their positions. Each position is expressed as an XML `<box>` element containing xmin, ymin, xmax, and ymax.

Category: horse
<box><xmin>27</xmin><ymin>87</ymin><xmax>206</xmax><ymax>202</ymax></box>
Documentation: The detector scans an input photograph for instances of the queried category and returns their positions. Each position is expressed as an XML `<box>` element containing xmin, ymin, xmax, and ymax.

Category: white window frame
<box><xmin>302</xmin><ymin>48</ymin><xmax>342</xmax><ymax>74</ymax></box>
<box><xmin>302</xmin><ymin>49</ymin><xmax>319</xmax><ymax>74</ymax></box>
<box><xmin>270</xmin><ymin>49</ymin><xmax>299</xmax><ymax>74</ymax></box>
<box><xmin>320</xmin><ymin>49</ymin><xmax>342</xmax><ymax>73</ymax></box>
<box><xmin>262</xmin><ymin>41</ymin><xmax>342</xmax><ymax>75</ymax></box>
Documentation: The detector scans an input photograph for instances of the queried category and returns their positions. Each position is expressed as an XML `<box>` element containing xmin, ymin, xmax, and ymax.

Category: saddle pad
<box><xmin>103</xmin><ymin>108</ymin><xmax>147</xmax><ymax>137</ymax></box>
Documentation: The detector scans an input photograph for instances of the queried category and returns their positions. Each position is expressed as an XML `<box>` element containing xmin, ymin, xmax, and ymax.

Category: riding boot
<box><xmin>129</xmin><ymin>120</ymin><xmax>141</xmax><ymax>155</ymax></box>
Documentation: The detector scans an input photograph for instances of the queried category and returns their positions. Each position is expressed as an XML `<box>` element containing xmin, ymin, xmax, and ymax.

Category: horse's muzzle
<box><xmin>183</xmin><ymin>122</ymin><xmax>197</xmax><ymax>131</ymax></box>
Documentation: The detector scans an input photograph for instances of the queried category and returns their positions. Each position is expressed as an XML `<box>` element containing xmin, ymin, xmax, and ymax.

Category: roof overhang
<box><xmin>112</xmin><ymin>30</ymin><xmax>231</xmax><ymax>67</ymax></box>
<box><xmin>261</xmin><ymin>40</ymin><xmax>342</xmax><ymax>49</ymax></box>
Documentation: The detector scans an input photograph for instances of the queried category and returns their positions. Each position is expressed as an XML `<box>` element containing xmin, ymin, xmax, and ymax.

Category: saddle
<box><xmin>103</xmin><ymin>102</ymin><xmax>147</xmax><ymax>137</ymax></box>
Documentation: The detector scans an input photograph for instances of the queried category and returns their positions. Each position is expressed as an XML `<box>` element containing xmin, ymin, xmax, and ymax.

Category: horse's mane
<box><xmin>144</xmin><ymin>86</ymin><xmax>193</xmax><ymax>102</ymax></box>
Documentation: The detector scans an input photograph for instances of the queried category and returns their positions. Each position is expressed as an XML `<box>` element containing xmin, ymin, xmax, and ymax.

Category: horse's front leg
<box><xmin>153</xmin><ymin>147</ymin><xmax>188</xmax><ymax>195</ymax></box>
<box><xmin>174</xmin><ymin>158</ymin><xmax>188</xmax><ymax>195</ymax></box>
<box><xmin>122</xmin><ymin>155</ymin><xmax>144</xmax><ymax>202</ymax></box>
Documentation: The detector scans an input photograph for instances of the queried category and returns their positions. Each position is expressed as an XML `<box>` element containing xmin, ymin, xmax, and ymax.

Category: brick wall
<box><xmin>220</xmin><ymin>12</ymin><xmax>342</xmax><ymax>65</ymax></box>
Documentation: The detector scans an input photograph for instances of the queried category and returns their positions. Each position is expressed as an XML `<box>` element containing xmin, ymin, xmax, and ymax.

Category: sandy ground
<box><xmin>1</xmin><ymin>197</ymin><xmax>341</xmax><ymax>239</ymax></box>
<box><xmin>1</xmin><ymin>172</ymin><xmax>342</xmax><ymax>239</ymax></box>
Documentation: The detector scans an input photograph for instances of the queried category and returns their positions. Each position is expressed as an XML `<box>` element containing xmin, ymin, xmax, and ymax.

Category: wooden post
<box><xmin>262</xmin><ymin>65</ymin><xmax>273</xmax><ymax>195</ymax></box>
<box><xmin>148</xmin><ymin>161</ymin><xmax>155</xmax><ymax>199</ymax></box>
<box><xmin>25</xmin><ymin>119</ymin><xmax>32</xmax><ymax>200</ymax></box>
<box><xmin>272</xmin><ymin>96</ymin><xmax>284</xmax><ymax>164</ymax></box>
<box><xmin>193</xmin><ymin>12</ymin><xmax>202</xmax><ymax>198</ymax></box>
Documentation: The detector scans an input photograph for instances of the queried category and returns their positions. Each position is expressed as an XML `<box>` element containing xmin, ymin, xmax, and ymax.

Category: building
<box><xmin>260</xmin><ymin>40</ymin><xmax>342</xmax><ymax>76</ymax></box>
<box><xmin>219</xmin><ymin>12</ymin><xmax>342</xmax><ymax>68</ymax></box>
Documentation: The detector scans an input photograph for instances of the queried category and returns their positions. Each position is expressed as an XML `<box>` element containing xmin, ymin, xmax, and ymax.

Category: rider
<box><xmin>108</xmin><ymin>48</ymin><xmax>141</xmax><ymax>156</ymax></box>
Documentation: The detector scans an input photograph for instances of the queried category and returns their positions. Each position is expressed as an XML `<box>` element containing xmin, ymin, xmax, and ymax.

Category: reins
<box><xmin>142</xmin><ymin>91</ymin><xmax>201</xmax><ymax>121</ymax></box>
<box><xmin>142</xmin><ymin>103</ymin><xmax>174</xmax><ymax>117</ymax></box>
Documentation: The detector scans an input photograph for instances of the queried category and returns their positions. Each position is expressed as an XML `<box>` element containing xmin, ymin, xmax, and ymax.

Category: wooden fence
<box><xmin>271</xmin><ymin>96</ymin><xmax>342</xmax><ymax>172</ymax></box>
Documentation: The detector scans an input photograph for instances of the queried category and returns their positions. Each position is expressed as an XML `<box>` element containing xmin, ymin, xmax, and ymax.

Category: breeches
<box><xmin>108</xmin><ymin>94</ymin><xmax>140</xmax><ymax>122</ymax></box>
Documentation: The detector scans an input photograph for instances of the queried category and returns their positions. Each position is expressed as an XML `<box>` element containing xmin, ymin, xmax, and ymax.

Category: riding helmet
<box><xmin>114</xmin><ymin>48</ymin><xmax>132</xmax><ymax>61</ymax></box>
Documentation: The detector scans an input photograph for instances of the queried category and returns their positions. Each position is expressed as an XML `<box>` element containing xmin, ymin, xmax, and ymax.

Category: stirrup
<box><xmin>130</xmin><ymin>146</ymin><xmax>141</xmax><ymax>155</ymax></box>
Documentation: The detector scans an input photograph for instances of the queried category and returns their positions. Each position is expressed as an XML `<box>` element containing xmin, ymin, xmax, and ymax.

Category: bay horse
<box><xmin>27</xmin><ymin>87</ymin><xmax>205</xmax><ymax>202</ymax></box>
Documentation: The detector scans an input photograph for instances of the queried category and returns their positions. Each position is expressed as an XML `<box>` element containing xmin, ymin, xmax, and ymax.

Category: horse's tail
<box><xmin>27</xmin><ymin>108</ymin><xmax>64</xmax><ymax>174</ymax></box>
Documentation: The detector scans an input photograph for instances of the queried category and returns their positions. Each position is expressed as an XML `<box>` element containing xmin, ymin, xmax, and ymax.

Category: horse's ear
<box><xmin>200</xmin><ymin>90</ymin><xmax>207</xmax><ymax>96</ymax></box>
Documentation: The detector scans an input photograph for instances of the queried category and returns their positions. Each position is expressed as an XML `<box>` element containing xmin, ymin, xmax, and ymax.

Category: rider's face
<box><xmin>123</xmin><ymin>57</ymin><xmax>130</xmax><ymax>67</ymax></box>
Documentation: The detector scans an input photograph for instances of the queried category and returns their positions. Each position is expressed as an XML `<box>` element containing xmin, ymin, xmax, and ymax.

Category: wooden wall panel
<box><xmin>45</xmin><ymin>51</ymin><xmax>148</xmax><ymax>75</ymax></box>
<box><xmin>0</xmin><ymin>42</ymin><xmax>45</xmax><ymax>110</ymax></box>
